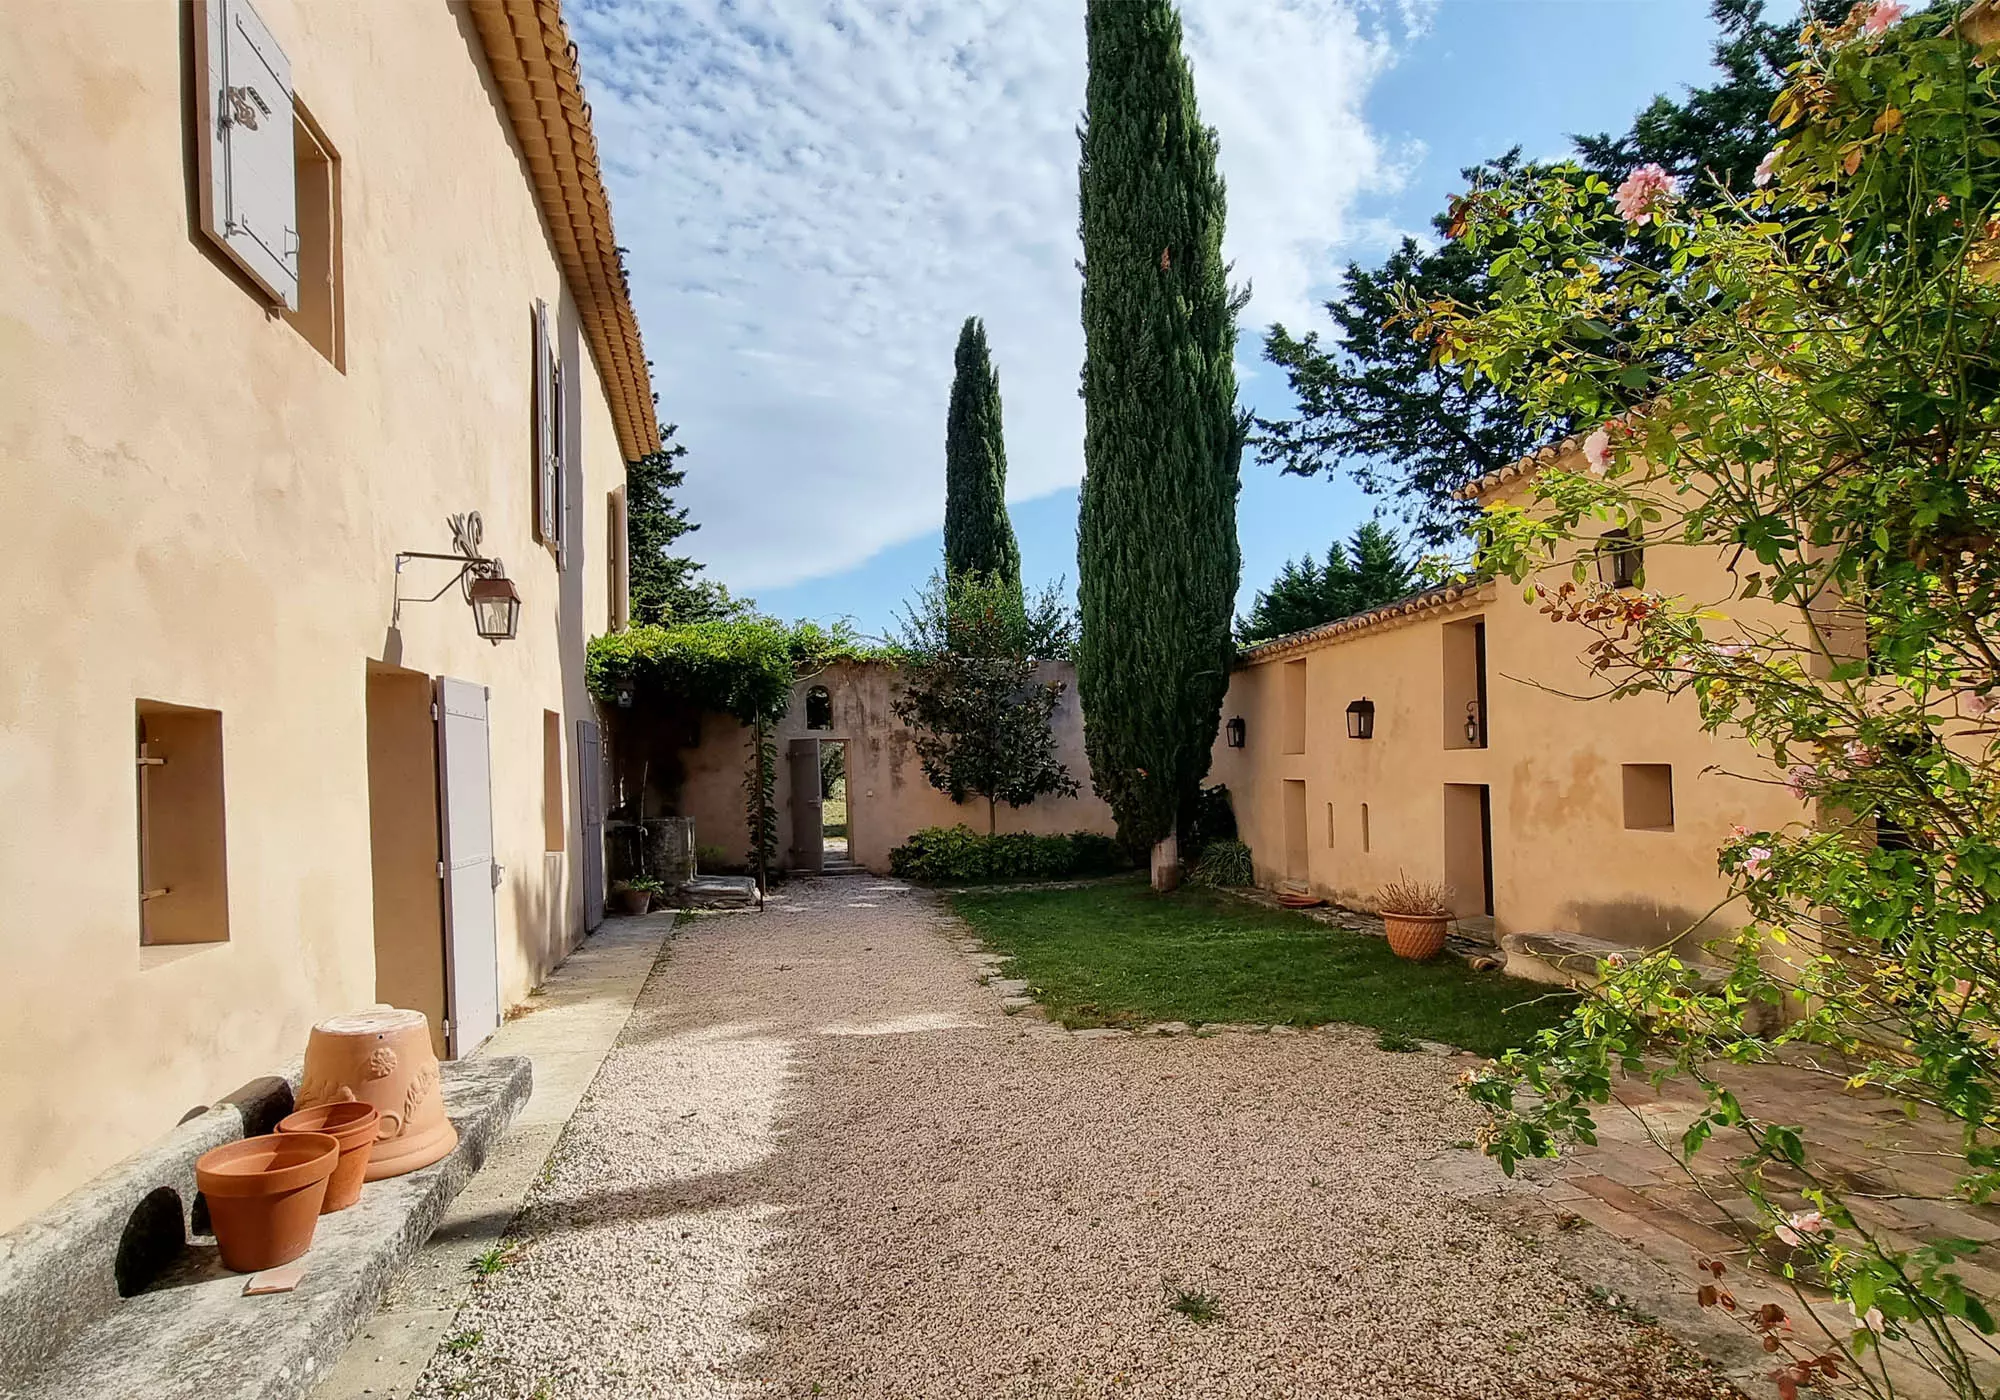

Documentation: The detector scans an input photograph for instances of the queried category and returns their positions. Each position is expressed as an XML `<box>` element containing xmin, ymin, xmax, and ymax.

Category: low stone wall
<box><xmin>625</xmin><ymin>660</ymin><xmax>1118</xmax><ymax>876</ymax></box>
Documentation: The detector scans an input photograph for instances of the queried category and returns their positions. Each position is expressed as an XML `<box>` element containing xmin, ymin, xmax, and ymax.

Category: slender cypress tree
<box><xmin>942</xmin><ymin>317</ymin><xmax>1021</xmax><ymax>595</ymax></box>
<box><xmin>1076</xmin><ymin>0</ymin><xmax>1244</xmax><ymax>888</ymax></box>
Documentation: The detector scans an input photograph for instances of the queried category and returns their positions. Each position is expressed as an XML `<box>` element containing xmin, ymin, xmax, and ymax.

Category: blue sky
<box><xmin>572</xmin><ymin>0</ymin><xmax>1733</xmax><ymax>641</ymax></box>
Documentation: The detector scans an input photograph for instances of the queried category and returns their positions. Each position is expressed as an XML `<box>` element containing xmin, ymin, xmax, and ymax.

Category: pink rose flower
<box><xmin>1844</xmin><ymin>740</ymin><xmax>1882</xmax><ymax>769</ymax></box>
<box><xmin>1582</xmin><ymin>427</ymin><xmax>1612</xmax><ymax>475</ymax></box>
<box><xmin>1775</xmin><ymin>1210</ymin><xmax>1829</xmax><ymax>1247</ymax></box>
<box><xmin>1753</xmin><ymin>149</ymin><xmax>1781</xmax><ymax>189</ymax></box>
<box><xmin>1730</xmin><ymin>824</ymin><xmax>1751</xmax><ymax>839</ymax></box>
<box><xmin>1859</xmin><ymin>1</ymin><xmax>1905</xmax><ymax>36</ymax></box>
<box><xmin>1785</xmin><ymin>764</ymin><xmax>1819</xmax><ymax>800</ymax></box>
<box><xmin>1849</xmin><ymin>1302</ymin><xmax>1885</xmax><ymax>1333</ymax></box>
<box><xmin>1742</xmin><ymin>846</ymin><xmax>1774</xmax><ymax>880</ymax></box>
<box><xmin>1964</xmin><ymin>688</ymin><xmax>1997</xmax><ymax>717</ymax></box>
<box><xmin>1614</xmin><ymin>164</ymin><xmax>1679</xmax><ymax>222</ymax></box>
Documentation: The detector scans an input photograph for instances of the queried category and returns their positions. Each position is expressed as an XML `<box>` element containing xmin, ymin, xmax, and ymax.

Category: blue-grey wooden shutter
<box><xmin>534</xmin><ymin>300</ymin><xmax>558</xmax><ymax>548</ymax></box>
<box><xmin>196</xmin><ymin>0</ymin><xmax>299</xmax><ymax>309</ymax></box>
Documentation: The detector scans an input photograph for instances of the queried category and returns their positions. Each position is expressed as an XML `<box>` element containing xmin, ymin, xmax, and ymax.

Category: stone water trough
<box><xmin>0</xmin><ymin>1055</ymin><xmax>529</xmax><ymax>1400</ymax></box>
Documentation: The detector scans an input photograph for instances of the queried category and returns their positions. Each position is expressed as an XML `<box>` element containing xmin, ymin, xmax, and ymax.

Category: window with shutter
<box><xmin>194</xmin><ymin>0</ymin><xmax>300</xmax><ymax>310</ymax></box>
<box><xmin>534</xmin><ymin>300</ymin><xmax>558</xmax><ymax>550</ymax></box>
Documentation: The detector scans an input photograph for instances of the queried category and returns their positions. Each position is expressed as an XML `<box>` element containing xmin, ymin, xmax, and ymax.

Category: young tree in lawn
<box><xmin>1076</xmin><ymin>0</ymin><xmax>1245</xmax><ymax>889</ymax></box>
<box><xmin>891</xmin><ymin>572</ymin><xmax>1079</xmax><ymax>835</ymax></box>
<box><xmin>943</xmin><ymin>316</ymin><xmax>1022</xmax><ymax>596</ymax></box>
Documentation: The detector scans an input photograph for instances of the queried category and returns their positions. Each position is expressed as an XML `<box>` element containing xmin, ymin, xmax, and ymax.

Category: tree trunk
<box><xmin>988</xmin><ymin>797</ymin><xmax>997</xmax><ymax>836</ymax></box>
<box><xmin>1150</xmin><ymin>833</ymin><xmax>1180</xmax><ymax>892</ymax></box>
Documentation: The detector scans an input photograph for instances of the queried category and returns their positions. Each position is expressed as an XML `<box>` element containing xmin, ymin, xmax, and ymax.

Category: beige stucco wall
<box><xmin>670</xmin><ymin>661</ymin><xmax>1117</xmax><ymax>874</ymax></box>
<box><xmin>0</xmin><ymin>1</ymin><xmax>625</xmax><ymax>1231</ymax></box>
<box><xmin>1211</xmin><ymin>502</ymin><xmax>1806</xmax><ymax>951</ymax></box>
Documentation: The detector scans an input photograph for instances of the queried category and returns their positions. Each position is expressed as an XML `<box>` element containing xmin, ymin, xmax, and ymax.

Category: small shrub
<box><xmin>1167</xmin><ymin>1287</ymin><xmax>1223</xmax><ymax>1324</ymax></box>
<box><xmin>1375</xmin><ymin>871</ymin><xmax>1455</xmax><ymax>918</ymax></box>
<box><xmin>888</xmin><ymin>825</ymin><xmax>1134</xmax><ymax>883</ymax></box>
<box><xmin>1186</xmin><ymin>839</ymin><xmax>1253</xmax><ymax>887</ymax></box>
<box><xmin>695</xmin><ymin>843</ymin><xmax>739</xmax><ymax>874</ymax></box>
<box><xmin>1376</xmin><ymin>1030</ymin><xmax>1421</xmax><ymax>1053</ymax></box>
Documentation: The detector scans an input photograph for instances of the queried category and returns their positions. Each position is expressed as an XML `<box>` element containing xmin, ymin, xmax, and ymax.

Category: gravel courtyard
<box><xmin>414</xmin><ymin>878</ymin><xmax>1738</xmax><ymax>1400</ymax></box>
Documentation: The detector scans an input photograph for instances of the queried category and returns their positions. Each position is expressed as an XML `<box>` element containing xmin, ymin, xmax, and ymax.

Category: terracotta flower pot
<box><xmin>1383</xmin><ymin>912</ymin><xmax>1451</xmax><ymax>961</ymax></box>
<box><xmin>298</xmin><ymin>1008</ymin><xmax>457</xmax><ymax>1181</ymax></box>
<box><xmin>195</xmin><ymin>1132</ymin><xmax>340</xmax><ymax>1272</ymax></box>
<box><xmin>613</xmin><ymin>887</ymin><xmax>651</xmax><ymax>915</ymax></box>
<box><xmin>277</xmin><ymin>1101</ymin><xmax>381</xmax><ymax>1213</ymax></box>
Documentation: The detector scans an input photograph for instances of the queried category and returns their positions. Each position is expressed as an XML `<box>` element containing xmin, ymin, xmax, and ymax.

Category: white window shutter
<box><xmin>195</xmin><ymin>0</ymin><xmax>299</xmax><ymax>310</ymax></box>
<box><xmin>534</xmin><ymin>300</ymin><xmax>557</xmax><ymax>548</ymax></box>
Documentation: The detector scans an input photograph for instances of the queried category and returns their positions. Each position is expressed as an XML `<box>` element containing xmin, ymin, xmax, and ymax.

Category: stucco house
<box><xmin>1210</xmin><ymin>436</ymin><xmax>1807</xmax><ymax>961</ymax></box>
<box><xmin>0</xmin><ymin>0</ymin><xmax>650</xmax><ymax>1233</ymax></box>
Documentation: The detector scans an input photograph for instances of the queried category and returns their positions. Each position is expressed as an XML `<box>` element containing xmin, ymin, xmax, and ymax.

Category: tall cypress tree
<box><xmin>942</xmin><ymin>317</ymin><xmax>1021</xmax><ymax>594</ymax></box>
<box><xmin>1076</xmin><ymin>0</ymin><xmax>1244</xmax><ymax>888</ymax></box>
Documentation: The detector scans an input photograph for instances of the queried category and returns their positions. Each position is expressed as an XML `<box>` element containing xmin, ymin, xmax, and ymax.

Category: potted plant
<box><xmin>610</xmin><ymin>879</ymin><xmax>657</xmax><ymax>915</ymax></box>
<box><xmin>1374</xmin><ymin>874</ymin><xmax>1456</xmax><ymax>961</ymax></box>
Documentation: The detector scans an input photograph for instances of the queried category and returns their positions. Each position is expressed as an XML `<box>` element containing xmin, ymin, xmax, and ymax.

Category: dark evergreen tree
<box><xmin>1076</xmin><ymin>0</ymin><xmax>1245</xmax><ymax>887</ymax></box>
<box><xmin>626</xmin><ymin>426</ymin><xmax>747</xmax><ymax>626</ymax></box>
<box><xmin>1256</xmin><ymin>0</ymin><xmax>1825</xmax><ymax>543</ymax></box>
<box><xmin>1238</xmin><ymin>521</ymin><xmax>1412</xmax><ymax>644</ymax></box>
<box><xmin>942</xmin><ymin>317</ymin><xmax>1022</xmax><ymax>594</ymax></box>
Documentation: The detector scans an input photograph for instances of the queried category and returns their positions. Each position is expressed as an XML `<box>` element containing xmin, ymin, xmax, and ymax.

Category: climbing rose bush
<box><xmin>1417</xmin><ymin>5</ymin><xmax>2000</xmax><ymax>1394</ymax></box>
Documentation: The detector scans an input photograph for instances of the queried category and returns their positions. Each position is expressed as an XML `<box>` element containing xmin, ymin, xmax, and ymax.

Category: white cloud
<box><xmin>573</xmin><ymin>0</ymin><xmax>1413</xmax><ymax>590</ymax></box>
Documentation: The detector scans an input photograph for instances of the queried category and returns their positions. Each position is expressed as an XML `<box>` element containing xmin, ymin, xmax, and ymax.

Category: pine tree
<box><xmin>626</xmin><ymin>426</ymin><xmax>747</xmax><ymax>626</ymax></box>
<box><xmin>942</xmin><ymin>317</ymin><xmax>1021</xmax><ymax>594</ymax></box>
<box><xmin>1238</xmin><ymin>521</ymin><xmax>1412</xmax><ymax>644</ymax></box>
<box><xmin>1076</xmin><ymin>0</ymin><xmax>1244</xmax><ymax>888</ymax></box>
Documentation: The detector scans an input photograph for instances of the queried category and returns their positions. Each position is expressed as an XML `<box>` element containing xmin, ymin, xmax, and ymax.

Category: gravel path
<box><xmin>414</xmin><ymin>878</ymin><xmax>1738</xmax><ymax>1400</ymax></box>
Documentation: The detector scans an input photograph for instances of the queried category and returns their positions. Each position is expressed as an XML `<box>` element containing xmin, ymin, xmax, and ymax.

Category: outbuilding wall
<box><xmin>1211</xmin><ymin>466</ymin><xmax>1805</xmax><ymax>952</ymax></box>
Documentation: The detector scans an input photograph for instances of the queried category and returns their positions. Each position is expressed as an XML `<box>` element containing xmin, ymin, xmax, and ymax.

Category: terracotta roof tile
<box><xmin>1236</xmin><ymin>579</ymin><xmax>1495</xmax><ymax>663</ymax></box>
<box><xmin>468</xmin><ymin>0</ymin><xmax>660</xmax><ymax>462</ymax></box>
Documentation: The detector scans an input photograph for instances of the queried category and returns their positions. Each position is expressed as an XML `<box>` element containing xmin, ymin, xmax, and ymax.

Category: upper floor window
<box><xmin>805</xmin><ymin>685</ymin><xmax>833</xmax><ymax>731</ymax></box>
<box><xmin>193</xmin><ymin>0</ymin><xmax>343</xmax><ymax>367</ymax></box>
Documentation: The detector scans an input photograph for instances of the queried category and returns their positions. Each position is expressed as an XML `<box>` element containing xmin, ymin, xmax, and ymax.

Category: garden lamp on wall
<box><xmin>1346</xmin><ymin>698</ymin><xmax>1375</xmax><ymax>740</ymax></box>
<box><xmin>1464</xmin><ymin>700</ymin><xmax>1482</xmax><ymax>746</ymax></box>
<box><xmin>1225</xmin><ymin>716</ymin><xmax>1246</xmax><ymax>748</ymax></box>
<box><xmin>392</xmin><ymin>511</ymin><xmax>522</xmax><ymax>645</ymax></box>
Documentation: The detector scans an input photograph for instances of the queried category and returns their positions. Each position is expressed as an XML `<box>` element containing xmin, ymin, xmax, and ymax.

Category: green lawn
<box><xmin>951</xmin><ymin>878</ymin><xmax>1575</xmax><ymax>1057</ymax></box>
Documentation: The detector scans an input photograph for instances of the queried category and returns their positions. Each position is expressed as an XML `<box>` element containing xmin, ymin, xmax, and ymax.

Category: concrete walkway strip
<box><xmin>313</xmin><ymin>911</ymin><xmax>672</xmax><ymax>1400</ymax></box>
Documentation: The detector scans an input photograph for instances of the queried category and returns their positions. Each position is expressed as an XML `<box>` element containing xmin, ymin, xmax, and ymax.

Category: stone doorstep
<box><xmin>0</xmin><ymin>1056</ymin><xmax>530</xmax><ymax>1400</ymax></box>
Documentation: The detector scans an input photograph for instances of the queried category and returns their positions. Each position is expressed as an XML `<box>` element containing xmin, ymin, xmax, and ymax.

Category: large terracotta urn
<box><xmin>297</xmin><ymin>1008</ymin><xmax>456</xmax><ymax>1180</ymax></box>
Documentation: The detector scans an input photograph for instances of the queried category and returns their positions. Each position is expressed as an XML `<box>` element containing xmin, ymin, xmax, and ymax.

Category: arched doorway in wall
<box><xmin>819</xmin><ymin>739</ymin><xmax>849</xmax><ymax>865</ymax></box>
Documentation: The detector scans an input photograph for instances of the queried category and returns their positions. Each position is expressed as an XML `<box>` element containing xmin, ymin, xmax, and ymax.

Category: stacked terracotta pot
<box><xmin>194</xmin><ymin>1007</ymin><xmax>452</xmax><ymax>1273</ymax></box>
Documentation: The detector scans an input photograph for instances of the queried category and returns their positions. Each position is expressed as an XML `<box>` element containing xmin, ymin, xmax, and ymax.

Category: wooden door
<box><xmin>436</xmin><ymin>677</ymin><xmax>500</xmax><ymax>1058</ymax></box>
<box><xmin>576</xmin><ymin>718</ymin><xmax>605</xmax><ymax>932</ymax></box>
<box><xmin>788</xmin><ymin>737</ymin><xmax>823</xmax><ymax>873</ymax></box>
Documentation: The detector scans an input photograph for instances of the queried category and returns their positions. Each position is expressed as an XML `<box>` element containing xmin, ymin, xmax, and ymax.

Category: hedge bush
<box><xmin>888</xmin><ymin>826</ymin><xmax>1131</xmax><ymax>884</ymax></box>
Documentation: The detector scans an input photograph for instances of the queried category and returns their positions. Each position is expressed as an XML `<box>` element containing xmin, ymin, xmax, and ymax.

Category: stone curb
<box><xmin>0</xmin><ymin>1056</ymin><xmax>531</xmax><ymax>1400</ymax></box>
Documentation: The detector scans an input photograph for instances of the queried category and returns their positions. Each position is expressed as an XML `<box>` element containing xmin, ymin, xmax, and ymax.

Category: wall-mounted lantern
<box><xmin>1595</xmin><ymin>528</ymin><xmax>1643</xmax><ymax>590</ymax></box>
<box><xmin>467</xmin><ymin>574</ymin><xmax>522</xmax><ymax>642</ymax></box>
<box><xmin>1464</xmin><ymin>699</ymin><xmax>1483</xmax><ymax>747</ymax></box>
<box><xmin>613</xmin><ymin>677</ymin><xmax>636</xmax><ymax>709</ymax></box>
<box><xmin>1225</xmin><ymin>716</ymin><xmax>1246</xmax><ymax>748</ymax></box>
<box><xmin>1346</xmin><ymin>698</ymin><xmax>1375</xmax><ymax>740</ymax></box>
<box><xmin>393</xmin><ymin>512</ymin><xmax>521</xmax><ymax>645</ymax></box>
